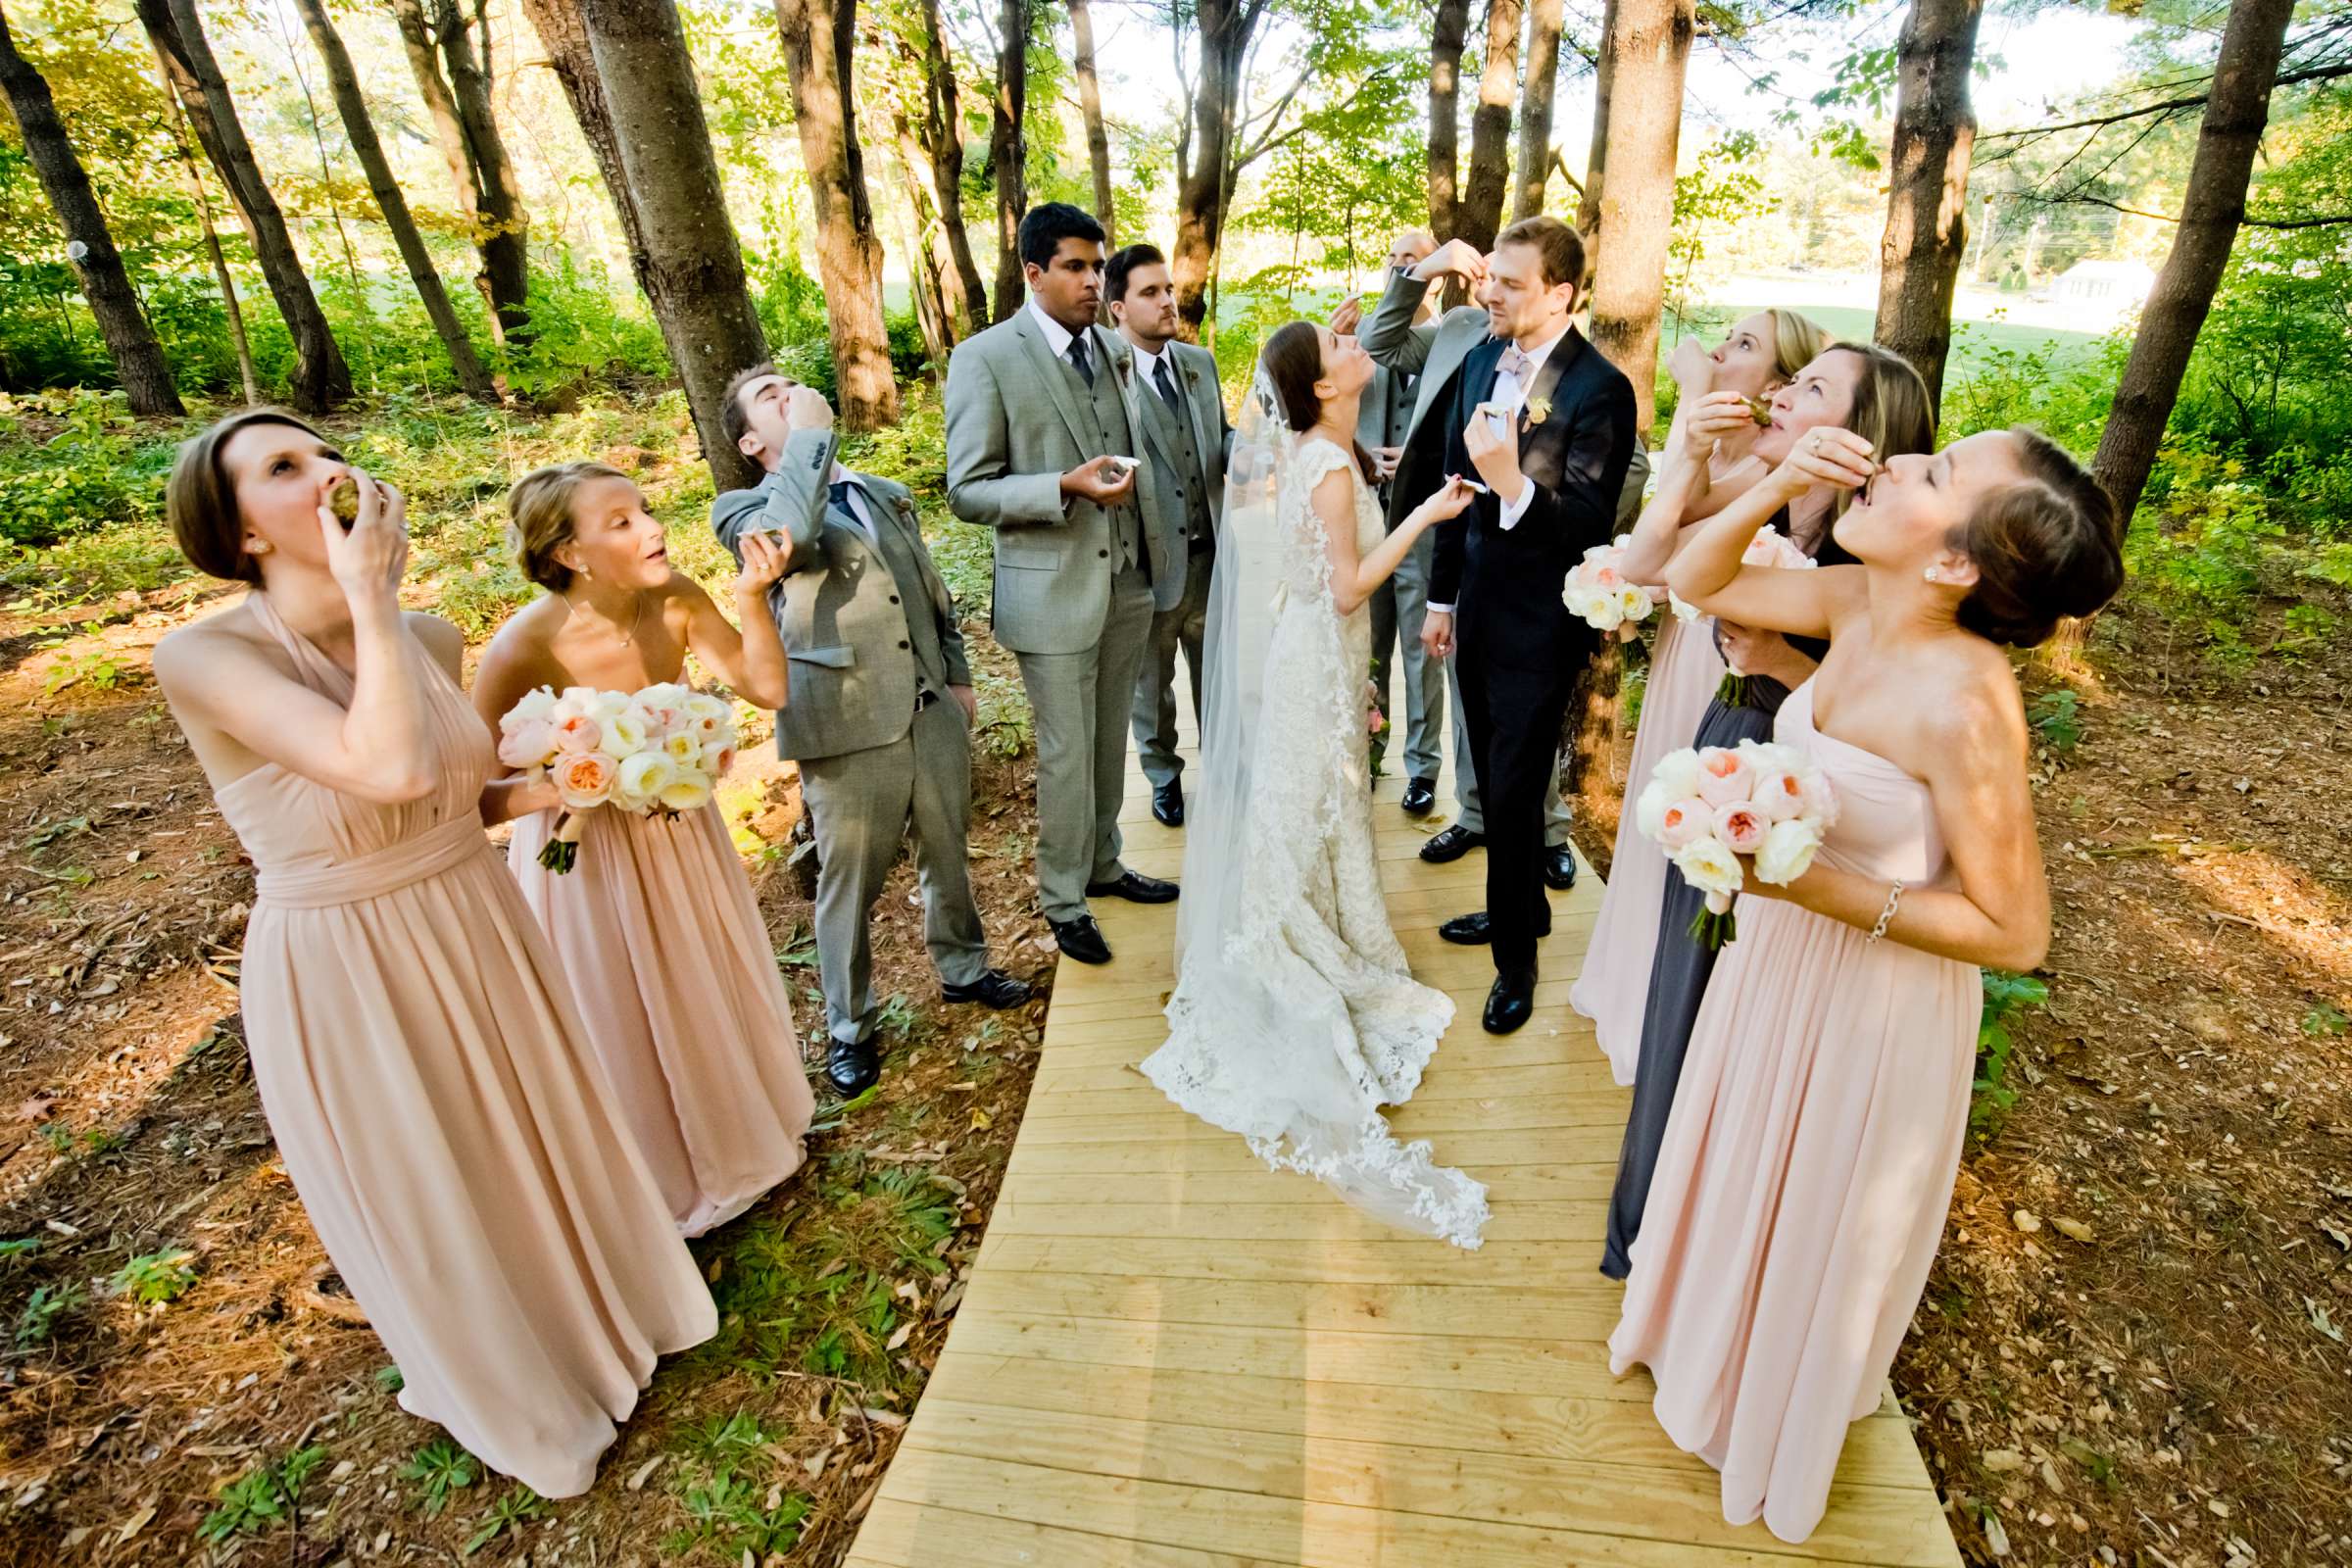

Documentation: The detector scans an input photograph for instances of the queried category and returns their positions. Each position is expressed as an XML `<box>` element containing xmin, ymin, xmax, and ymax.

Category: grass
<box><xmin>1665</xmin><ymin>301</ymin><xmax>2102</xmax><ymax>376</ymax></box>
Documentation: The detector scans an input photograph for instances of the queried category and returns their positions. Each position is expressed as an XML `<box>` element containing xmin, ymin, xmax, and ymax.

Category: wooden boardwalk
<box><xmin>848</xmin><ymin>729</ymin><xmax>1960</xmax><ymax>1567</ymax></box>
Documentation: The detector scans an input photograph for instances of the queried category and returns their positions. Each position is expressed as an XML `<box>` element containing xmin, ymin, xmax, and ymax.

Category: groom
<box><xmin>945</xmin><ymin>203</ymin><xmax>1182</xmax><ymax>966</ymax></box>
<box><xmin>1404</xmin><ymin>217</ymin><xmax>1636</xmax><ymax>1034</ymax></box>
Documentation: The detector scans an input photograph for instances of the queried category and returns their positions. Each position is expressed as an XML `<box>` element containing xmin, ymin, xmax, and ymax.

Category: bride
<box><xmin>1141</xmin><ymin>320</ymin><xmax>1488</xmax><ymax>1249</ymax></box>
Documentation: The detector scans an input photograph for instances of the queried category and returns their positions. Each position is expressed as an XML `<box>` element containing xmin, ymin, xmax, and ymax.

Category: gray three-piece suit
<box><xmin>712</xmin><ymin>427</ymin><xmax>989</xmax><ymax>1049</ymax></box>
<box><xmin>1123</xmin><ymin>339</ymin><xmax>1231</xmax><ymax>793</ymax></box>
<box><xmin>944</xmin><ymin>303</ymin><xmax>1187</xmax><ymax>922</ymax></box>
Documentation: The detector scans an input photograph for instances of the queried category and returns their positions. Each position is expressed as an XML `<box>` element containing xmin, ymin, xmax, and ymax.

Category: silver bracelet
<box><xmin>1866</xmin><ymin>879</ymin><xmax>1905</xmax><ymax>944</ymax></box>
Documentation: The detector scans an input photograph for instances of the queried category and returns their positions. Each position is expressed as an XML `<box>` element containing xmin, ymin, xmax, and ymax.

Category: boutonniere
<box><xmin>1522</xmin><ymin>394</ymin><xmax>1553</xmax><ymax>431</ymax></box>
<box><xmin>1183</xmin><ymin>365</ymin><xmax>1200</xmax><ymax>386</ymax></box>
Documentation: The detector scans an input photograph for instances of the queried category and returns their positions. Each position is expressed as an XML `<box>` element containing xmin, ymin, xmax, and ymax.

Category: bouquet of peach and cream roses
<box><xmin>1561</xmin><ymin>536</ymin><xmax>1661</xmax><ymax>640</ymax></box>
<box><xmin>497</xmin><ymin>683</ymin><xmax>739</xmax><ymax>873</ymax></box>
<box><xmin>1636</xmin><ymin>739</ymin><xmax>1838</xmax><ymax>949</ymax></box>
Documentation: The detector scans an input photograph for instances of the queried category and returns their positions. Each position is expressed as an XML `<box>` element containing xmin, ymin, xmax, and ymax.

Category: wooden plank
<box><xmin>918</xmin><ymin>1350</ymin><xmax>1934</xmax><ymax>1491</ymax></box>
<box><xmin>845</xmin><ymin>716</ymin><xmax>1960</xmax><ymax>1568</ymax></box>
<box><xmin>900</xmin><ymin>1400</ymin><xmax>1957</xmax><ymax>1565</ymax></box>
<box><xmin>875</xmin><ymin>1449</ymin><xmax>1947</xmax><ymax>1568</ymax></box>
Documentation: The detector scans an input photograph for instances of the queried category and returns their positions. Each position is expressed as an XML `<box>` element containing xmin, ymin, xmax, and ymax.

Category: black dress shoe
<box><xmin>1085</xmin><ymin>870</ymin><xmax>1179</xmax><ymax>904</ymax></box>
<box><xmin>1483</xmin><ymin>970</ymin><xmax>1537</xmax><ymax>1034</ymax></box>
<box><xmin>942</xmin><ymin>968</ymin><xmax>1034</xmax><ymax>1008</ymax></box>
<box><xmin>1152</xmin><ymin>782</ymin><xmax>1184</xmax><ymax>827</ymax></box>
<box><xmin>825</xmin><ymin>1038</ymin><xmax>881</xmax><ymax>1096</ymax></box>
<box><xmin>1049</xmin><ymin>915</ymin><xmax>1113</xmax><ymax>964</ymax></box>
<box><xmin>1438</xmin><ymin>908</ymin><xmax>1550</xmax><ymax>946</ymax></box>
<box><xmin>1400</xmin><ymin>777</ymin><xmax>1438</xmax><ymax>817</ymax></box>
<box><xmin>1419</xmin><ymin>824</ymin><xmax>1486</xmax><ymax>863</ymax></box>
<box><xmin>1544</xmin><ymin>845</ymin><xmax>1579</xmax><ymax>890</ymax></box>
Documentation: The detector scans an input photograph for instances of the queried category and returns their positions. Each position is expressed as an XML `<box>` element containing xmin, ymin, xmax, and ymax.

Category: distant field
<box><xmin>1670</xmin><ymin>301</ymin><xmax>2104</xmax><ymax>373</ymax></box>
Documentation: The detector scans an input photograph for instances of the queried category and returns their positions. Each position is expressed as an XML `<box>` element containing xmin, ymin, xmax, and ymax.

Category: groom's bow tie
<box><xmin>1497</xmin><ymin>345</ymin><xmax>1532</xmax><ymax>380</ymax></box>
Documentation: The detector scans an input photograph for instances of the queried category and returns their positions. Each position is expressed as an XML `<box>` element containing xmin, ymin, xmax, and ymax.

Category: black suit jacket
<box><xmin>1418</xmin><ymin>328</ymin><xmax>1637</xmax><ymax>673</ymax></box>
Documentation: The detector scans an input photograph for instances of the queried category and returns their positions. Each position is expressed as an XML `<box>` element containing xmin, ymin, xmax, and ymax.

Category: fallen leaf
<box><xmin>113</xmin><ymin>1502</ymin><xmax>155</xmax><ymax>1544</ymax></box>
<box><xmin>2051</xmin><ymin>1216</ymin><xmax>2093</xmax><ymax>1243</ymax></box>
<box><xmin>969</xmin><ymin>1107</ymin><xmax>992</xmax><ymax>1131</ymax></box>
<box><xmin>886</xmin><ymin>1321</ymin><xmax>913</xmax><ymax>1351</ymax></box>
<box><xmin>626</xmin><ymin>1456</ymin><xmax>662</xmax><ymax>1492</ymax></box>
<box><xmin>2012</xmin><ymin>1209</ymin><xmax>2042</xmax><ymax>1234</ymax></box>
<box><xmin>1983</xmin><ymin>1447</ymin><xmax>2029</xmax><ymax>1472</ymax></box>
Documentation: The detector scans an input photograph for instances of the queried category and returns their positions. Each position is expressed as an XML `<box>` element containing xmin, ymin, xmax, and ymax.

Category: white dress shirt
<box><xmin>1429</xmin><ymin>326</ymin><xmax>1571</xmax><ymax>614</ymax></box>
<box><xmin>1028</xmin><ymin>297</ymin><xmax>1079</xmax><ymax>363</ymax></box>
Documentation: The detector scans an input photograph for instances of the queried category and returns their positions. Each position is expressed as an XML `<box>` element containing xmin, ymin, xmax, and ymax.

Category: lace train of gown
<box><xmin>1142</xmin><ymin>436</ymin><xmax>1488</xmax><ymax>1250</ymax></box>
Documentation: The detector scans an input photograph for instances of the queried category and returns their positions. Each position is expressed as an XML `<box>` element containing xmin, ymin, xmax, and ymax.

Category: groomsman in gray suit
<box><xmin>1360</xmin><ymin>237</ymin><xmax>1654</xmax><ymax>889</ymax></box>
<box><xmin>1335</xmin><ymin>229</ymin><xmax>1446</xmax><ymax>815</ymax></box>
<box><xmin>1106</xmin><ymin>242</ymin><xmax>1231</xmax><ymax>829</ymax></box>
<box><xmin>712</xmin><ymin>365</ymin><xmax>1033</xmax><ymax>1098</ymax></box>
<box><xmin>945</xmin><ymin>203</ymin><xmax>1181</xmax><ymax>967</ymax></box>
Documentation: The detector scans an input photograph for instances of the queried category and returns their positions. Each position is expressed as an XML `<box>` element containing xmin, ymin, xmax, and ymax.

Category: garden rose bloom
<box><xmin>552</xmin><ymin>750</ymin><xmax>615</xmax><ymax>808</ymax></box>
<box><xmin>1749</xmin><ymin>765</ymin><xmax>1809</xmax><ymax>822</ymax></box>
<box><xmin>1656</xmin><ymin>798</ymin><xmax>1714</xmax><ymax>852</ymax></box>
<box><xmin>1648</xmin><ymin>749</ymin><xmax>1705</xmax><ymax>801</ymax></box>
<box><xmin>1634</xmin><ymin>780</ymin><xmax>1670</xmax><ymax>839</ymax></box>
<box><xmin>1616</xmin><ymin>583</ymin><xmax>1652</xmax><ymax>622</ymax></box>
<box><xmin>659</xmin><ymin>775</ymin><xmax>713</xmax><ymax>813</ymax></box>
<box><xmin>702</xmin><ymin>743</ymin><xmax>735</xmax><ymax>775</ymax></box>
<box><xmin>553</xmin><ymin>713</ymin><xmax>603</xmax><ymax>754</ymax></box>
<box><xmin>1755</xmin><ymin>818</ymin><xmax>1823</xmax><ymax>884</ymax></box>
<box><xmin>597</xmin><ymin>712</ymin><xmax>648</xmax><ymax>759</ymax></box>
<box><xmin>1692</xmin><ymin>746</ymin><xmax>1751</xmax><ymax>806</ymax></box>
<box><xmin>1714</xmin><ymin>802</ymin><xmax>1768</xmax><ymax>855</ymax></box>
<box><xmin>1673</xmin><ymin>836</ymin><xmax>1744</xmax><ymax>899</ymax></box>
<box><xmin>497</xmin><ymin>719</ymin><xmax>553</xmax><ymax>770</ymax></box>
<box><xmin>508</xmin><ymin>687</ymin><xmax>558</xmax><ymax>726</ymax></box>
<box><xmin>662</xmin><ymin>731</ymin><xmax>702</xmax><ymax>765</ymax></box>
<box><xmin>616</xmin><ymin>751</ymin><xmax>675</xmax><ymax>807</ymax></box>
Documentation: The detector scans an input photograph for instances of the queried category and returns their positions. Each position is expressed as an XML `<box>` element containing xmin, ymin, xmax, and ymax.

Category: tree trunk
<box><xmin>1575</xmin><ymin>0</ymin><xmax>1618</xmax><ymax>278</ymax></box>
<box><xmin>1561</xmin><ymin>639</ymin><xmax>1621</xmax><ymax>812</ymax></box>
<box><xmin>390</xmin><ymin>0</ymin><xmax>473</xmax><ymax>224</ymax></box>
<box><xmin>433</xmin><ymin>0</ymin><xmax>530</xmax><ymax>343</ymax></box>
<box><xmin>514</xmin><ymin>0</ymin><xmax>651</xmax><ymax>276</ymax></box>
<box><xmin>574</xmin><ymin>0</ymin><xmax>769</xmax><ymax>491</ymax></box>
<box><xmin>1585</xmin><ymin>0</ymin><xmax>1691</xmax><ymax>435</ymax></box>
<box><xmin>1456</xmin><ymin>0</ymin><xmax>1524</xmax><ymax>253</ymax></box>
<box><xmin>772</xmin><ymin>0</ymin><xmax>901</xmax><ymax>428</ymax></box>
<box><xmin>1870</xmin><ymin>0</ymin><xmax>1984</xmax><ymax>411</ymax></box>
<box><xmin>1513</xmin><ymin>0</ymin><xmax>1563</xmax><ymax>220</ymax></box>
<box><xmin>1070</xmin><ymin>0</ymin><xmax>1114</xmax><ymax>243</ymax></box>
<box><xmin>287</xmin><ymin>0</ymin><xmax>495</xmax><ymax>402</ymax></box>
<box><xmin>895</xmin><ymin>108</ymin><xmax>972</xmax><ymax>348</ymax></box>
<box><xmin>0</xmin><ymin>2</ymin><xmax>182</xmax><ymax>415</ymax></box>
<box><xmin>164</xmin><ymin>87</ymin><xmax>257</xmax><ymax>403</ymax></box>
<box><xmin>912</xmin><ymin>0</ymin><xmax>987</xmax><ymax>331</ymax></box>
<box><xmin>2091</xmin><ymin>0</ymin><xmax>2295</xmax><ymax>530</ymax></box>
<box><xmin>988</xmin><ymin>0</ymin><xmax>1028</xmax><ymax>320</ymax></box>
<box><xmin>1427</xmin><ymin>0</ymin><xmax>1471</xmax><ymax>242</ymax></box>
<box><xmin>137</xmin><ymin>0</ymin><xmax>351</xmax><ymax>412</ymax></box>
<box><xmin>1170</xmin><ymin>0</ymin><xmax>1262</xmax><ymax>338</ymax></box>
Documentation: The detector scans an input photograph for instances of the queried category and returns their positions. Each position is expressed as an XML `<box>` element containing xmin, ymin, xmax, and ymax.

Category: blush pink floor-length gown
<box><xmin>1606</xmin><ymin>681</ymin><xmax>1980</xmax><ymax>1544</ymax></box>
<box><xmin>509</xmin><ymin>785</ymin><xmax>814</xmax><ymax>1238</ymax></box>
<box><xmin>1569</xmin><ymin>611</ymin><xmax>1725</xmax><ymax>1082</ymax></box>
<box><xmin>215</xmin><ymin>594</ymin><xmax>714</xmax><ymax>1498</ymax></box>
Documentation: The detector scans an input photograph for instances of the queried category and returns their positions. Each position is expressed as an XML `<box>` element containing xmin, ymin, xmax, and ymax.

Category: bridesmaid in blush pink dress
<box><xmin>476</xmin><ymin>460</ymin><xmax>813</xmax><ymax>1238</ymax></box>
<box><xmin>1573</xmin><ymin>310</ymin><xmax>1828</xmax><ymax>1081</ymax></box>
<box><xmin>153</xmin><ymin>412</ymin><xmax>713</xmax><ymax>1498</ymax></box>
<box><xmin>1616</xmin><ymin>420</ymin><xmax>2125</xmax><ymax>1543</ymax></box>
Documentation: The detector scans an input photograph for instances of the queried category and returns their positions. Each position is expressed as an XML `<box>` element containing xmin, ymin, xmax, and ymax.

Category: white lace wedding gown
<box><xmin>1142</xmin><ymin>435</ymin><xmax>1490</xmax><ymax>1250</ymax></box>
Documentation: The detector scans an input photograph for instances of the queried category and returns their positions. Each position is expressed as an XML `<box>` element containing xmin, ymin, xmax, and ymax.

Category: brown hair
<box><xmin>508</xmin><ymin>460</ymin><xmax>629</xmax><ymax>593</ymax></box>
<box><xmin>1259</xmin><ymin>321</ymin><xmax>1375</xmax><ymax>482</ymax></box>
<box><xmin>719</xmin><ymin>361</ymin><xmax>784</xmax><ymax>456</ymax></box>
<box><xmin>165</xmin><ymin>408</ymin><xmax>327</xmax><ymax>584</ymax></box>
<box><xmin>1494</xmin><ymin>216</ymin><xmax>1586</xmax><ymax>293</ymax></box>
<box><xmin>1946</xmin><ymin>428</ymin><xmax>2123</xmax><ymax>648</ymax></box>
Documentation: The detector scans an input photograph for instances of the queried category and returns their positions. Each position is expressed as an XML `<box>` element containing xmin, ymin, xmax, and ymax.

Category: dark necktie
<box><xmin>1152</xmin><ymin>356</ymin><xmax>1180</xmax><ymax>409</ymax></box>
<box><xmin>1066</xmin><ymin>333</ymin><xmax>1094</xmax><ymax>387</ymax></box>
<box><xmin>827</xmin><ymin>479</ymin><xmax>853</xmax><ymax>512</ymax></box>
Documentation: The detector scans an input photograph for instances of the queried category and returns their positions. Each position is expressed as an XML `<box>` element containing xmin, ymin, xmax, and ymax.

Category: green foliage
<box><xmin>464</xmin><ymin>1485</ymin><xmax>548</xmax><ymax>1553</ymax></box>
<box><xmin>402</xmin><ymin>1439</ymin><xmax>480</xmax><ymax>1514</ymax></box>
<box><xmin>109</xmin><ymin>1249</ymin><xmax>198</xmax><ymax>1306</ymax></box>
<box><xmin>0</xmin><ymin>390</ymin><xmax>172</xmax><ymax>547</ymax></box>
<box><xmin>505</xmin><ymin>254</ymin><xmax>672</xmax><ymax>404</ymax></box>
<box><xmin>1974</xmin><ymin>971</ymin><xmax>2049</xmax><ymax>1140</ymax></box>
<box><xmin>1665</xmin><ymin>133</ymin><xmax>1773</xmax><ymax>343</ymax></box>
<box><xmin>198</xmin><ymin>1444</ymin><xmax>327</xmax><ymax>1543</ymax></box>
<box><xmin>2027</xmin><ymin>690</ymin><xmax>2082</xmax><ymax>754</ymax></box>
<box><xmin>14</xmin><ymin>1279</ymin><xmax>85</xmax><ymax>1345</ymax></box>
<box><xmin>2302</xmin><ymin>1004</ymin><xmax>2350</xmax><ymax>1039</ymax></box>
<box><xmin>666</xmin><ymin>1464</ymin><xmax>811</xmax><ymax>1558</ymax></box>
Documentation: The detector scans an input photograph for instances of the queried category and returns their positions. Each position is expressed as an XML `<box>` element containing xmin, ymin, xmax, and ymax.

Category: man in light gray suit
<box><xmin>945</xmin><ymin>203</ymin><xmax>1181</xmax><ymax>967</ymax></box>
<box><xmin>712</xmin><ymin>365</ymin><xmax>1033</xmax><ymax>1098</ymax></box>
<box><xmin>1336</xmin><ymin>229</ymin><xmax>1446</xmax><ymax>816</ymax></box>
<box><xmin>1360</xmin><ymin>236</ymin><xmax>1653</xmax><ymax>889</ymax></box>
<box><xmin>1106</xmin><ymin>242</ymin><xmax>1231</xmax><ymax>829</ymax></box>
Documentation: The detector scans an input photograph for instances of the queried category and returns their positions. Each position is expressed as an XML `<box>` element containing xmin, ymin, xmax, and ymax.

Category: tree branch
<box><xmin>1982</xmin><ymin>60</ymin><xmax>2352</xmax><ymax>142</ymax></box>
<box><xmin>2019</xmin><ymin>190</ymin><xmax>2352</xmax><ymax>230</ymax></box>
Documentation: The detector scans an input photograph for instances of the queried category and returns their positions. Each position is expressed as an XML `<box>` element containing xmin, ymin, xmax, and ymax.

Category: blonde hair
<box><xmin>1763</xmin><ymin>309</ymin><xmax>1835</xmax><ymax>386</ymax></box>
<box><xmin>507</xmin><ymin>460</ymin><xmax>628</xmax><ymax>592</ymax></box>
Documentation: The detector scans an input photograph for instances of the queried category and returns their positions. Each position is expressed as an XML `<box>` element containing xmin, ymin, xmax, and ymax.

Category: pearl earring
<box><xmin>1924</xmin><ymin>566</ymin><xmax>1939</xmax><ymax>583</ymax></box>
<box><xmin>247</xmin><ymin>540</ymin><xmax>271</xmax><ymax>557</ymax></box>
